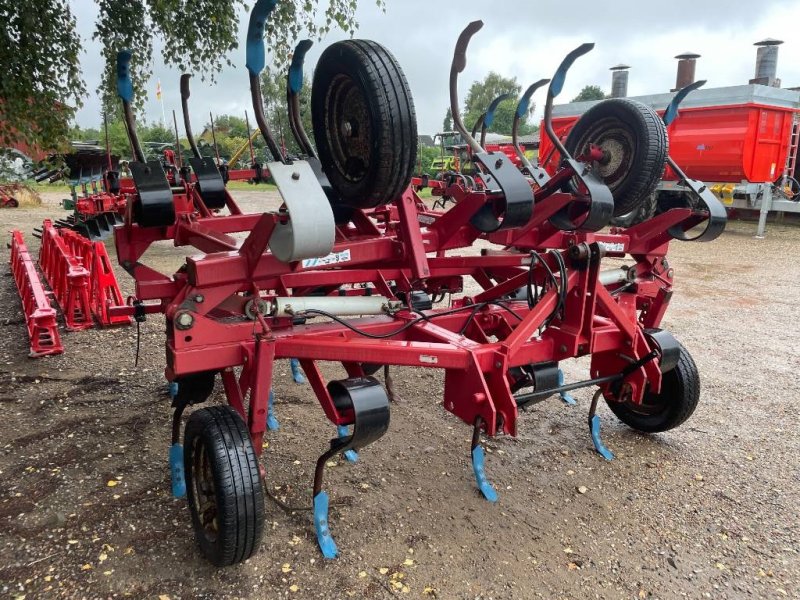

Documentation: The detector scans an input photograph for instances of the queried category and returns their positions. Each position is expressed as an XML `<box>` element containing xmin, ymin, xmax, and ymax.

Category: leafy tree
<box><xmin>571</xmin><ymin>85</ymin><xmax>606</xmax><ymax>102</ymax></box>
<box><xmin>0</xmin><ymin>1</ymin><xmax>84</xmax><ymax>154</ymax></box>
<box><xmin>416</xmin><ymin>144</ymin><xmax>441</xmax><ymax>177</ymax></box>
<box><xmin>2</xmin><ymin>0</ymin><xmax>384</xmax><ymax>156</ymax></box>
<box><xmin>442</xmin><ymin>108</ymin><xmax>453</xmax><ymax>133</ymax></box>
<box><xmin>462</xmin><ymin>72</ymin><xmax>535</xmax><ymax>137</ymax></box>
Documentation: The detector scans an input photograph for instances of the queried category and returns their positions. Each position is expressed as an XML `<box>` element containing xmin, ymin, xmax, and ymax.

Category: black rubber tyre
<box><xmin>184</xmin><ymin>405</ymin><xmax>264</xmax><ymax>566</ymax></box>
<box><xmin>311</xmin><ymin>39</ymin><xmax>417</xmax><ymax>208</ymax></box>
<box><xmin>565</xmin><ymin>98</ymin><xmax>668</xmax><ymax>216</ymax></box>
<box><xmin>610</xmin><ymin>190</ymin><xmax>659</xmax><ymax>227</ymax></box>
<box><xmin>606</xmin><ymin>342</ymin><xmax>700</xmax><ymax>433</ymax></box>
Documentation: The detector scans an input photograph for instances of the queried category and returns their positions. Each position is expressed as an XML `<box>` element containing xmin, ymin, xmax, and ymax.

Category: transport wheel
<box><xmin>606</xmin><ymin>342</ymin><xmax>700</xmax><ymax>433</ymax></box>
<box><xmin>564</xmin><ymin>98</ymin><xmax>668</xmax><ymax>217</ymax></box>
<box><xmin>610</xmin><ymin>190</ymin><xmax>658</xmax><ymax>227</ymax></box>
<box><xmin>311</xmin><ymin>39</ymin><xmax>417</xmax><ymax>208</ymax></box>
<box><xmin>184</xmin><ymin>405</ymin><xmax>264</xmax><ymax>566</ymax></box>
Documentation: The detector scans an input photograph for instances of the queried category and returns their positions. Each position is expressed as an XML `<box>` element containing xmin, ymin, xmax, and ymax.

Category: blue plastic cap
<box><xmin>289</xmin><ymin>40</ymin><xmax>313</xmax><ymax>94</ymax></box>
<box><xmin>246</xmin><ymin>0</ymin><xmax>279</xmax><ymax>76</ymax></box>
<box><xmin>116</xmin><ymin>50</ymin><xmax>134</xmax><ymax>103</ymax></box>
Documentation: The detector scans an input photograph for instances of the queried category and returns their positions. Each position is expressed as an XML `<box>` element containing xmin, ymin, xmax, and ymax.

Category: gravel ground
<box><xmin>1</xmin><ymin>190</ymin><xmax>798</xmax><ymax>599</ymax></box>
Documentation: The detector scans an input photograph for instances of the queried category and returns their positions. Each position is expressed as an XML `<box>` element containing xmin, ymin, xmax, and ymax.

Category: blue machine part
<box><xmin>245</xmin><ymin>0</ymin><xmax>278</xmax><ymax>76</ymax></box>
<box><xmin>558</xmin><ymin>369</ymin><xmax>576</xmax><ymax>405</ymax></box>
<box><xmin>550</xmin><ymin>43</ymin><xmax>594</xmax><ymax>98</ymax></box>
<box><xmin>116</xmin><ymin>50</ymin><xmax>134</xmax><ymax>102</ymax></box>
<box><xmin>471</xmin><ymin>445</ymin><xmax>498</xmax><ymax>502</ymax></box>
<box><xmin>290</xmin><ymin>358</ymin><xmax>305</xmax><ymax>384</ymax></box>
<box><xmin>267</xmin><ymin>389</ymin><xmax>280</xmax><ymax>431</ymax></box>
<box><xmin>589</xmin><ymin>414</ymin><xmax>614</xmax><ymax>461</ymax></box>
<box><xmin>313</xmin><ymin>491</ymin><xmax>338</xmax><ymax>559</ymax></box>
<box><xmin>169</xmin><ymin>443</ymin><xmax>187</xmax><ymax>498</ymax></box>
<box><xmin>288</xmin><ymin>40</ymin><xmax>313</xmax><ymax>94</ymax></box>
<box><xmin>336</xmin><ymin>425</ymin><xmax>358</xmax><ymax>463</ymax></box>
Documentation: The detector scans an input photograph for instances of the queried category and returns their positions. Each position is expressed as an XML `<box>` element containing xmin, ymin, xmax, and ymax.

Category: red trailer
<box><xmin>539</xmin><ymin>84</ymin><xmax>800</xmax><ymax>235</ymax></box>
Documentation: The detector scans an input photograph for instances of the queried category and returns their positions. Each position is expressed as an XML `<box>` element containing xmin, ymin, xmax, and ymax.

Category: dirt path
<box><xmin>1</xmin><ymin>191</ymin><xmax>798</xmax><ymax>599</ymax></box>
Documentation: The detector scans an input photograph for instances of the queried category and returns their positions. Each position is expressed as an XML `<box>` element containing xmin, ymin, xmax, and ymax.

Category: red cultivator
<box><xmin>108</xmin><ymin>0</ymin><xmax>726</xmax><ymax>566</ymax></box>
<box><xmin>9</xmin><ymin>231</ymin><xmax>63</xmax><ymax>357</ymax></box>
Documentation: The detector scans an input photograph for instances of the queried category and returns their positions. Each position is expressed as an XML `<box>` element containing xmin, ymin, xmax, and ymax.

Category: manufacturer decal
<box><xmin>302</xmin><ymin>249</ymin><xmax>351</xmax><ymax>268</ymax></box>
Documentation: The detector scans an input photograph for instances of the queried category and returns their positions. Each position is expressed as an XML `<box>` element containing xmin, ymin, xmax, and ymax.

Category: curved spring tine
<box><xmin>286</xmin><ymin>39</ymin><xmax>316</xmax><ymax>157</ymax></box>
<box><xmin>512</xmin><ymin>78</ymin><xmax>549</xmax><ymax>168</ymax></box>
<box><xmin>663</xmin><ymin>79</ymin><xmax>706</xmax><ymax>126</ymax></box>
<box><xmin>543</xmin><ymin>43</ymin><xmax>594</xmax><ymax>161</ymax></box>
<box><xmin>180</xmin><ymin>74</ymin><xmax>202</xmax><ymax>159</ymax></box>
<box><xmin>449</xmin><ymin>21</ymin><xmax>485</xmax><ymax>154</ymax></box>
<box><xmin>246</xmin><ymin>0</ymin><xmax>285</xmax><ymax>163</ymax></box>
<box><xmin>480</xmin><ymin>92</ymin><xmax>512</xmax><ymax>148</ymax></box>
<box><xmin>116</xmin><ymin>50</ymin><xmax>146</xmax><ymax>163</ymax></box>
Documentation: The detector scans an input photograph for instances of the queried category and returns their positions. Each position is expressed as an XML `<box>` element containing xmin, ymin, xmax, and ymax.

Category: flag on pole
<box><xmin>156</xmin><ymin>80</ymin><xmax>162</xmax><ymax>101</ymax></box>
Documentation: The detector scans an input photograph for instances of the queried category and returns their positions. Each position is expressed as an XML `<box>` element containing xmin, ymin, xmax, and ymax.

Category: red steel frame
<box><xmin>38</xmin><ymin>220</ymin><xmax>93</xmax><ymax>331</ymax></box>
<box><xmin>9</xmin><ymin>230</ymin><xmax>64</xmax><ymax>357</ymax></box>
<box><xmin>111</xmin><ymin>172</ymin><xmax>693</xmax><ymax>452</ymax></box>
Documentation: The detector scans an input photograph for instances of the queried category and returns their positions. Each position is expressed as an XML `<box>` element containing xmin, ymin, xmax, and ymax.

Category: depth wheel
<box><xmin>311</xmin><ymin>39</ymin><xmax>417</xmax><ymax>208</ymax></box>
<box><xmin>184</xmin><ymin>405</ymin><xmax>264</xmax><ymax>566</ymax></box>
<box><xmin>565</xmin><ymin>98</ymin><xmax>667</xmax><ymax>217</ymax></box>
<box><xmin>606</xmin><ymin>342</ymin><xmax>700</xmax><ymax>433</ymax></box>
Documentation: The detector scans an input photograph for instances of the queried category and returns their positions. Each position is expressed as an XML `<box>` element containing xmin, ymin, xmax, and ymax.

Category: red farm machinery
<box><xmin>80</xmin><ymin>0</ymin><xmax>729</xmax><ymax>566</ymax></box>
<box><xmin>539</xmin><ymin>43</ymin><xmax>800</xmax><ymax>237</ymax></box>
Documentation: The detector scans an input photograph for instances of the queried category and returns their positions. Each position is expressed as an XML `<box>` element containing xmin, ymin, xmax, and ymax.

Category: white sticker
<box><xmin>301</xmin><ymin>249</ymin><xmax>351</xmax><ymax>268</ymax></box>
<box><xmin>419</xmin><ymin>354</ymin><xmax>438</xmax><ymax>364</ymax></box>
<box><xmin>599</xmin><ymin>242</ymin><xmax>625</xmax><ymax>253</ymax></box>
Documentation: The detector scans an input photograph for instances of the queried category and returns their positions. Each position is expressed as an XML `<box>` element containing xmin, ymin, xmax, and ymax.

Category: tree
<box><xmin>0</xmin><ymin>1</ymin><xmax>84</xmax><ymax>155</ymax></box>
<box><xmin>571</xmin><ymin>85</ymin><xmax>606</xmax><ymax>102</ymax></box>
<box><xmin>442</xmin><ymin>108</ymin><xmax>453</xmax><ymax>133</ymax></box>
<box><xmin>461</xmin><ymin>72</ymin><xmax>535</xmax><ymax>137</ymax></box>
<box><xmin>1</xmin><ymin>0</ymin><xmax>385</xmax><ymax>157</ymax></box>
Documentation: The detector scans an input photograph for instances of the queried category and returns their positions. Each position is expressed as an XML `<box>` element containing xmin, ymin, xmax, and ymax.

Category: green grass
<box><xmin>225</xmin><ymin>180</ymin><xmax>277</xmax><ymax>192</ymax></box>
<box><xmin>2</xmin><ymin>181</ymin><xmax>72</xmax><ymax>195</ymax></box>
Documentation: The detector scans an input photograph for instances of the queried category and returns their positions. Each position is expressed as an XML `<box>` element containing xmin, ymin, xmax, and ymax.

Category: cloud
<box><xmin>72</xmin><ymin>0</ymin><xmax>800</xmax><ymax>136</ymax></box>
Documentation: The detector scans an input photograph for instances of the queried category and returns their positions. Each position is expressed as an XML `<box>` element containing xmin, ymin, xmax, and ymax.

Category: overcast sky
<box><xmin>71</xmin><ymin>0</ymin><xmax>800</xmax><ymax>135</ymax></box>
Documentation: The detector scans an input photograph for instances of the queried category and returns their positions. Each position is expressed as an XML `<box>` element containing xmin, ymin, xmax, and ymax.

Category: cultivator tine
<box><xmin>479</xmin><ymin>92</ymin><xmax>512</xmax><ymax>148</ymax></box>
<box><xmin>246</xmin><ymin>0</ymin><xmax>285</xmax><ymax>162</ymax></box>
<box><xmin>470</xmin><ymin>417</ymin><xmax>498</xmax><ymax>502</ymax></box>
<box><xmin>290</xmin><ymin>357</ymin><xmax>305</xmax><ymax>384</ymax></box>
<box><xmin>180</xmin><ymin>75</ymin><xmax>202</xmax><ymax>159</ymax></box>
<box><xmin>557</xmin><ymin>369</ymin><xmax>577</xmax><ymax>405</ymax></box>
<box><xmin>512</xmin><ymin>79</ymin><xmax>550</xmax><ymax>184</ymax></box>
<box><xmin>336</xmin><ymin>425</ymin><xmax>359</xmax><ymax>463</ymax></box>
<box><xmin>542</xmin><ymin>43</ymin><xmax>594</xmax><ymax>162</ymax></box>
<box><xmin>588</xmin><ymin>390</ymin><xmax>614</xmax><ymax>461</ymax></box>
<box><xmin>116</xmin><ymin>50</ymin><xmax>146</xmax><ymax>163</ymax></box>
<box><xmin>652</xmin><ymin>79</ymin><xmax>727</xmax><ymax>242</ymax></box>
<box><xmin>267</xmin><ymin>389</ymin><xmax>280</xmax><ymax>431</ymax></box>
<box><xmin>663</xmin><ymin>79</ymin><xmax>706</xmax><ymax>126</ymax></box>
<box><xmin>538</xmin><ymin>43</ymin><xmax>615</xmax><ymax>232</ymax></box>
<box><xmin>286</xmin><ymin>39</ymin><xmax>316</xmax><ymax>157</ymax></box>
<box><xmin>313</xmin><ymin>378</ymin><xmax>390</xmax><ymax>558</ymax></box>
<box><xmin>449</xmin><ymin>21</ymin><xmax>485</xmax><ymax>154</ymax></box>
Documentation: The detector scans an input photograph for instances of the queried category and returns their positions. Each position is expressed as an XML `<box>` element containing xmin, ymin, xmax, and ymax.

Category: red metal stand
<box><xmin>38</xmin><ymin>220</ymin><xmax>93</xmax><ymax>331</ymax></box>
<box><xmin>60</xmin><ymin>229</ymin><xmax>131</xmax><ymax>327</ymax></box>
<box><xmin>9</xmin><ymin>230</ymin><xmax>63</xmax><ymax>357</ymax></box>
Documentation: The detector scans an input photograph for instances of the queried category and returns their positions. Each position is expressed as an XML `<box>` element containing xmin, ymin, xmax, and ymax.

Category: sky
<box><xmin>71</xmin><ymin>0</ymin><xmax>800</xmax><ymax>136</ymax></box>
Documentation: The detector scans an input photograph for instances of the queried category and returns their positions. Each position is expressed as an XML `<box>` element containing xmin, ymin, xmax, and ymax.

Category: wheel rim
<box><xmin>573</xmin><ymin>117</ymin><xmax>636</xmax><ymax>192</ymax></box>
<box><xmin>190</xmin><ymin>438</ymin><xmax>219</xmax><ymax>543</ymax></box>
<box><xmin>324</xmin><ymin>74</ymin><xmax>372</xmax><ymax>185</ymax></box>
